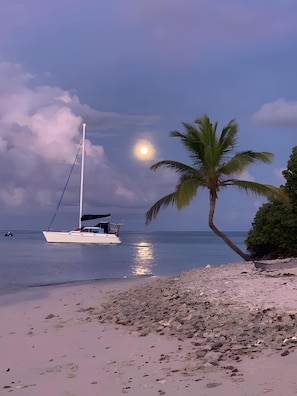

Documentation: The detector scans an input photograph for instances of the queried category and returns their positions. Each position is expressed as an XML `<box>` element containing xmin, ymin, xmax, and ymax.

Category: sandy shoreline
<box><xmin>2</xmin><ymin>262</ymin><xmax>297</xmax><ymax>395</ymax></box>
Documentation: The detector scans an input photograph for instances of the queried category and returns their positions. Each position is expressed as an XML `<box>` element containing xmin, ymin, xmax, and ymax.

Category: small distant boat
<box><xmin>4</xmin><ymin>231</ymin><xmax>13</xmax><ymax>237</ymax></box>
<box><xmin>42</xmin><ymin>123</ymin><xmax>121</xmax><ymax>244</ymax></box>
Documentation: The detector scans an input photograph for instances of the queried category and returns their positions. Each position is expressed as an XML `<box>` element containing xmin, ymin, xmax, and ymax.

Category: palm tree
<box><xmin>145</xmin><ymin>115</ymin><xmax>288</xmax><ymax>261</ymax></box>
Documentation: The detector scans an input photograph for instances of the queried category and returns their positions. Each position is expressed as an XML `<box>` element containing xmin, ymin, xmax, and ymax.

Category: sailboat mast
<box><xmin>78</xmin><ymin>123</ymin><xmax>86</xmax><ymax>229</ymax></box>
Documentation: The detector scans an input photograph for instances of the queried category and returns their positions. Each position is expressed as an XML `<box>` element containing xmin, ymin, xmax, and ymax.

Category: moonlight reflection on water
<box><xmin>132</xmin><ymin>242</ymin><xmax>155</xmax><ymax>276</ymax></box>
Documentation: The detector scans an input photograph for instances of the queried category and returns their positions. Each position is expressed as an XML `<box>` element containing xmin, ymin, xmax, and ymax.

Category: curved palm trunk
<box><xmin>208</xmin><ymin>193</ymin><xmax>251</xmax><ymax>261</ymax></box>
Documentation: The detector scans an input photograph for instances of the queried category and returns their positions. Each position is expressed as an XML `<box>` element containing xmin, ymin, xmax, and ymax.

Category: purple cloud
<box><xmin>0</xmin><ymin>62</ymin><xmax>162</xmax><ymax>217</ymax></box>
<box><xmin>252</xmin><ymin>99</ymin><xmax>297</xmax><ymax>127</ymax></box>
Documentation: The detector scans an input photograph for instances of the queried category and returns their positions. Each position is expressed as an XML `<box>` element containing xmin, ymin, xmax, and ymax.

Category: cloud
<box><xmin>273</xmin><ymin>168</ymin><xmax>285</xmax><ymax>184</ymax></box>
<box><xmin>252</xmin><ymin>98</ymin><xmax>297</xmax><ymax>126</ymax></box>
<box><xmin>0</xmin><ymin>62</ymin><xmax>161</xmax><ymax>217</ymax></box>
<box><xmin>56</xmin><ymin>91</ymin><xmax>160</xmax><ymax>131</ymax></box>
<box><xmin>236</xmin><ymin>170</ymin><xmax>254</xmax><ymax>182</ymax></box>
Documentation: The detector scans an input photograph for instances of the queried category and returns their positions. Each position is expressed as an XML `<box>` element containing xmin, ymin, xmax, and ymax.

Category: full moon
<box><xmin>140</xmin><ymin>146</ymin><xmax>148</xmax><ymax>155</ymax></box>
<box><xmin>133</xmin><ymin>140</ymin><xmax>155</xmax><ymax>161</ymax></box>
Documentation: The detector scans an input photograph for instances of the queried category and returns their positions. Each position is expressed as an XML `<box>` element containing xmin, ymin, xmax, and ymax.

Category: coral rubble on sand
<box><xmin>97</xmin><ymin>263</ymin><xmax>297</xmax><ymax>367</ymax></box>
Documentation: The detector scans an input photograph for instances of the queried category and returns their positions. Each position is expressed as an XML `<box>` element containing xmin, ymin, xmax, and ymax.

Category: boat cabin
<box><xmin>81</xmin><ymin>226</ymin><xmax>104</xmax><ymax>234</ymax></box>
<box><xmin>80</xmin><ymin>222</ymin><xmax>120</xmax><ymax>236</ymax></box>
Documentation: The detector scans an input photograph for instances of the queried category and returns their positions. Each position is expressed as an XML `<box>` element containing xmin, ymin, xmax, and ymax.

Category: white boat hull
<box><xmin>43</xmin><ymin>230</ymin><xmax>121</xmax><ymax>244</ymax></box>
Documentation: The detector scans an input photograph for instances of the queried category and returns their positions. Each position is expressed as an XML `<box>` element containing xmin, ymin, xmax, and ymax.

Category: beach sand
<box><xmin>2</xmin><ymin>261</ymin><xmax>297</xmax><ymax>396</ymax></box>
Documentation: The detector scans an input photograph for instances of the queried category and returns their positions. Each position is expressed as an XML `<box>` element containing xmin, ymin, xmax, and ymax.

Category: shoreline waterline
<box><xmin>0</xmin><ymin>274</ymin><xmax>161</xmax><ymax>306</ymax></box>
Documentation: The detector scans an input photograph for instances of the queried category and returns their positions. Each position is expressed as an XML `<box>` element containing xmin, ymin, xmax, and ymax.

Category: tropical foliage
<box><xmin>246</xmin><ymin>146</ymin><xmax>297</xmax><ymax>258</ymax></box>
<box><xmin>145</xmin><ymin>115</ymin><xmax>288</xmax><ymax>261</ymax></box>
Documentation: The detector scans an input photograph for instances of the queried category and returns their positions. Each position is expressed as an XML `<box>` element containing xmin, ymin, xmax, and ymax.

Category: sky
<box><xmin>0</xmin><ymin>0</ymin><xmax>297</xmax><ymax>232</ymax></box>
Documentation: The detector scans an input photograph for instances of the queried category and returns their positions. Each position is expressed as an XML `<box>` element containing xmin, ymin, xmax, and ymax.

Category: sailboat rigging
<box><xmin>42</xmin><ymin>123</ymin><xmax>121</xmax><ymax>244</ymax></box>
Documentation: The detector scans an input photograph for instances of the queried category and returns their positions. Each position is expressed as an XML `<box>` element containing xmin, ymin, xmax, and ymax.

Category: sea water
<box><xmin>0</xmin><ymin>230</ymin><xmax>248</xmax><ymax>292</ymax></box>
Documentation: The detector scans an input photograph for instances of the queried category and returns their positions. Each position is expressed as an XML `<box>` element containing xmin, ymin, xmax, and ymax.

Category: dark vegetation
<box><xmin>246</xmin><ymin>146</ymin><xmax>297</xmax><ymax>259</ymax></box>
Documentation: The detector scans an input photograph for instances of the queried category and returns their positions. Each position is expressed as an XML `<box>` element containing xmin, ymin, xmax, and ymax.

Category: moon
<box><xmin>133</xmin><ymin>140</ymin><xmax>155</xmax><ymax>161</ymax></box>
<box><xmin>140</xmin><ymin>146</ymin><xmax>148</xmax><ymax>155</ymax></box>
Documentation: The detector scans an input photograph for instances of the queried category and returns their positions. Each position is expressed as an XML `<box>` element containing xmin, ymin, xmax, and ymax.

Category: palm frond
<box><xmin>171</xmin><ymin>126</ymin><xmax>205</xmax><ymax>165</ymax></box>
<box><xmin>150</xmin><ymin>160</ymin><xmax>195</xmax><ymax>174</ymax></box>
<box><xmin>218</xmin><ymin>119</ymin><xmax>238</xmax><ymax>154</ymax></box>
<box><xmin>237</xmin><ymin>151</ymin><xmax>273</xmax><ymax>164</ymax></box>
<box><xmin>231</xmin><ymin>180</ymin><xmax>289</xmax><ymax>203</ymax></box>
<box><xmin>145</xmin><ymin>193</ymin><xmax>177</xmax><ymax>224</ymax></box>
<box><xmin>221</xmin><ymin>151</ymin><xmax>274</xmax><ymax>175</ymax></box>
<box><xmin>145</xmin><ymin>173</ymin><xmax>203</xmax><ymax>223</ymax></box>
<box><xmin>193</xmin><ymin>116</ymin><xmax>222</xmax><ymax>169</ymax></box>
<box><xmin>175</xmin><ymin>175</ymin><xmax>202</xmax><ymax>209</ymax></box>
<box><xmin>170</xmin><ymin>116</ymin><xmax>237</xmax><ymax>170</ymax></box>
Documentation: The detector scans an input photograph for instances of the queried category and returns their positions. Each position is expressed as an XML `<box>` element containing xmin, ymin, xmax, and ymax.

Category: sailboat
<box><xmin>42</xmin><ymin>123</ymin><xmax>121</xmax><ymax>244</ymax></box>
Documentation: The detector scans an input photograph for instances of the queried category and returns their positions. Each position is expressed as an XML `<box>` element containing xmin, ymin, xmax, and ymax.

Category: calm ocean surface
<box><xmin>0</xmin><ymin>230</ymin><xmax>248</xmax><ymax>293</ymax></box>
